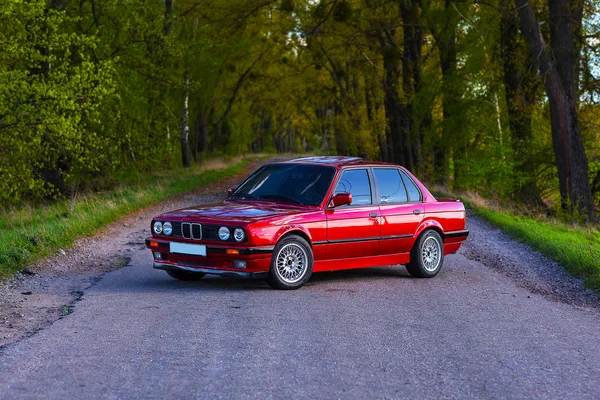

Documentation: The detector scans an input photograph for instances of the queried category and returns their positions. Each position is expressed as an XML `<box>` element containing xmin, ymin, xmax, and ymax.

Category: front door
<box><xmin>325</xmin><ymin>168</ymin><xmax>380</xmax><ymax>259</ymax></box>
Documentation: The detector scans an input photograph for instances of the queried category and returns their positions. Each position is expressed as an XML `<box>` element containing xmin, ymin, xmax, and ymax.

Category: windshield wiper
<box><xmin>259</xmin><ymin>194</ymin><xmax>301</xmax><ymax>204</ymax></box>
<box><xmin>230</xmin><ymin>192</ymin><xmax>258</xmax><ymax>200</ymax></box>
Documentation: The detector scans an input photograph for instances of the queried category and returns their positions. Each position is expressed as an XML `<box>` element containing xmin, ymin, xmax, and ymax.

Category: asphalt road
<box><xmin>1</xmin><ymin>229</ymin><xmax>600</xmax><ymax>399</ymax></box>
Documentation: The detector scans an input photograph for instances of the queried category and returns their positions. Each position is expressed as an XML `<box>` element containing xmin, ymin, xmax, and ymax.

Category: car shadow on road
<box><xmin>307</xmin><ymin>265</ymin><xmax>410</xmax><ymax>286</ymax></box>
<box><xmin>163</xmin><ymin>265</ymin><xmax>413</xmax><ymax>291</ymax></box>
<box><xmin>111</xmin><ymin>274</ymin><xmax>272</xmax><ymax>293</ymax></box>
<box><xmin>92</xmin><ymin>265</ymin><xmax>413</xmax><ymax>293</ymax></box>
<box><xmin>159</xmin><ymin>265</ymin><xmax>410</xmax><ymax>291</ymax></box>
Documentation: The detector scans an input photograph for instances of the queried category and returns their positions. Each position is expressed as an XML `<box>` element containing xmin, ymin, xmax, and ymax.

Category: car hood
<box><xmin>155</xmin><ymin>200</ymin><xmax>316</xmax><ymax>225</ymax></box>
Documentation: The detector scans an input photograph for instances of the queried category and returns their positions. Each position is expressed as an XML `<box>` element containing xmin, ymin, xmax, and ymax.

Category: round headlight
<box><xmin>218</xmin><ymin>226</ymin><xmax>230</xmax><ymax>241</ymax></box>
<box><xmin>153</xmin><ymin>221</ymin><xmax>163</xmax><ymax>235</ymax></box>
<box><xmin>163</xmin><ymin>222</ymin><xmax>173</xmax><ymax>236</ymax></box>
<box><xmin>233</xmin><ymin>228</ymin><xmax>245</xmax><ymax>242</ymax></box>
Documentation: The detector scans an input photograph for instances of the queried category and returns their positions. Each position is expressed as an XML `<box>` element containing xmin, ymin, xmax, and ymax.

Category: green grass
<box><xmin>0</xmin><ymin>158</ymin><xmax>252</xmax><ymax>278</ymax></box>
<box><xmin>456</xmin><ymin>196</ymin><xmax>600</xmax><ymax>291</ymax></box>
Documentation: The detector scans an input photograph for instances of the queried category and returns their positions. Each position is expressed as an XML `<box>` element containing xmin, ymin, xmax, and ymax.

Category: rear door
<box><xmin>325</xmin><ymin>168</ymin><xmax>380</xmax><ymax>259</ymax></box>
<box><xmin>374</xmin><ymin>168</ymin><xmax>424</xmax><ymax>255</ymax></box>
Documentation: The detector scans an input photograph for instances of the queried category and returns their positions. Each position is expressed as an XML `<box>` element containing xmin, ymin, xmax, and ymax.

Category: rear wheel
<box><xmin>406</xmin><ymin>230</ymin><xmax>444</xmax><ymax>278</ymax></box>
<box><xmin>166</xmin><ymin>270</ymin><xmax>206</xmax><ymax>281</ymax></box>
<box><xmin>268</xmin><ymin>235</ymin><xmax>313</xmax><ymax>290</ymax></box>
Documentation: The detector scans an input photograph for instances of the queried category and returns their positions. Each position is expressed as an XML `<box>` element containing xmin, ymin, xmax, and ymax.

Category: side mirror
<box><xmin>330</xmin><ymin>192</ymin><xmax>352</xmax><ymax>208</ymax></box>
<box><xmin>227</xmin><ymin>186</ymin><xmax>237</xmax><ymax>196</ymax></box>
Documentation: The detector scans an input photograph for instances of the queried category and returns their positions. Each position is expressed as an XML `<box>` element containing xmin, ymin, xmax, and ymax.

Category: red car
<box><xmin>146</xmin><ymin>156</ymin><xmax>468</xmax><ymax>289</ymax></box>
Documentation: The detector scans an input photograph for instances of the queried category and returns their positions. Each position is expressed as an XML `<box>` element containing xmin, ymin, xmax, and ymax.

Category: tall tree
<box><xmin>400</xmin><ymin>0</ymin><xmax>424</xmax><ymax>172</ymax></box>
<box><xmin>499</xmin><ymin>0</ymin><xmax>543</xmax><ymax>206</ymax></box>
<box><xmin>428</xmin><ymin>0</ymin><xmax>460</xmax><ymax>185</ymax></box>
<box><xmin>515</xmin><ymin>0</ymin><xmax>595</xmax><ymax>220</ymax></box>
<box><xmin>378</xmin><ymin>27</ymin><xmax>405</xmax><ymax>165</ymax></box>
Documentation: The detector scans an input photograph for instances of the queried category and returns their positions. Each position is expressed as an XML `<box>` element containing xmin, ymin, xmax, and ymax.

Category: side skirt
<box><xmin>313</xmin><ymin>253</ymin><xmax>411</xmax><ymax>273</ymax></box>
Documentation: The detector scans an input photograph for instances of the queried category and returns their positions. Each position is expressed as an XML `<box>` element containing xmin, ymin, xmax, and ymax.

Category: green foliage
<box><xmin>0</xmin><ymin>0</ymin><xmax>598</xmax><ymax>221</ymax></box>
<box><xmin>0</xmin><ymin>158</ymin><xmax>250</xmax><ymax>277</ymax></box>
<box><xmin>0</xmin><ymin>0</ymin><xmax>116</xmax><ymax>203</ymax></box>
<box><xmin>432</xmin><ymin>186</ymin><xmax>600</xmax><ymax>290</ymax></box>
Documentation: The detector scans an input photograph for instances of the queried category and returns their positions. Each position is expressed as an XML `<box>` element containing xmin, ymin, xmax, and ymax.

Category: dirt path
<box><xmin>462</xmin><ymin>213</ymin><xmax>599</xmax><ymax>307</ymax></box>
<box><xmin>0</xmin><ymin>157</ymin><xmax>281</xmax><ymax>348</ymax></box>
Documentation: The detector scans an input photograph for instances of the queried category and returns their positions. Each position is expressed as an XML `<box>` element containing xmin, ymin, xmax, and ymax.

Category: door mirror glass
<box><xmin>330</xmin><ymin>193</ymin><xmax>352</xmax><ymax>207</ymax></box>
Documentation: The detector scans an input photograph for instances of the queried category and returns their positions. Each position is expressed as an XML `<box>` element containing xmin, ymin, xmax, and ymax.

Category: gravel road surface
<box><xmin>1</xmin><ymin>159</ymin><xmax>599</xmax><ymax>399</ymax></box>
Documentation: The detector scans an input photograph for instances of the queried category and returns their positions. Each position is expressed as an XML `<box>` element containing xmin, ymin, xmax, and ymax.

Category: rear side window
<box><xmin>400</xmin><ymin>171</ymin><xmax>421</xmax><ymax>202</ymax></box>
<box><xmin>373</xmin><ymin>169</ymin><xmax>407</xmax><ymax>203</ymax></box>
<box><xmin>334</xmin><ymin>169</ymin><xmax>372</xmax><ymax>205</ymax></box>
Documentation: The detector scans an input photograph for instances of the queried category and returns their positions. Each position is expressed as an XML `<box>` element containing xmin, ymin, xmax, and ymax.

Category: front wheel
<box><xmin>406</xmin><ymin>230</ymin><xmax>444</xmax><ymax>278</ymax></box>
<box><xmin>268</xmin><ymin>235</ymin><xmax>313</xmax><ymax>290</ymax></box>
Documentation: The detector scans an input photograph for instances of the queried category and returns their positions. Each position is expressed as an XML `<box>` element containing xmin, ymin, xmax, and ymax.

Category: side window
<box><xmin>400</xmin><ymin>171</ymin><xmax>422</xmax><ymax>202</ymax></box>
<box><xmin>334</xmin><ymin>169</ymin><xmax>372</xmax><ymax>205</ymax></box>
<box><xmin>373</xmin><ymin>169</ymin><xmax>407</xmax><ymax>203</ymax></box>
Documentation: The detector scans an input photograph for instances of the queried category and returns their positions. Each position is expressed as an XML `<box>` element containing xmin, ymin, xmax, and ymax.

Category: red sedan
<box><xmin>146</xmin><ymin>156</ymin><xmax>469</xmax><ymax>289</ymax></box>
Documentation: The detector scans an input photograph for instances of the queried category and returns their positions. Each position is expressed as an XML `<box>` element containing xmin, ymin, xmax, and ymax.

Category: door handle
<box><xmin>369</xmin><ymin>213</ymin><xmax>379</xmax><ymax>218</ymax></box>
<box><xmin>413</xmin><ymin>209</ymin><xmax>421</xmax><ymax>215</ymax></box>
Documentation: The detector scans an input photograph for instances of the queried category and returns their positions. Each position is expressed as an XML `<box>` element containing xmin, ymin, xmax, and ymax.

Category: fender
<box><xmin>414</xmin><ymin>218</ymin><xmax>444</xmax><ymax>239</ymax></box>
<box><xmin>272</xmin><ymin>224</ymin><xmax>313</xmax><ymax>245</ymax></box>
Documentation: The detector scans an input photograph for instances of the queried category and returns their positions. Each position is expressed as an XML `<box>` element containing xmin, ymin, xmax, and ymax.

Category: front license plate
<box><xmin>170</xmin><ymin>242</ymin><xmax>207</xmax><ymax>256</ymax></box>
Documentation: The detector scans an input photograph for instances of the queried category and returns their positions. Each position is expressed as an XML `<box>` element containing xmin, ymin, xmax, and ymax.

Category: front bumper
<box><xmin>145</xmin><ymin>238</ymin><xmax>272</xmax><ymax>278</ymax></box>
<box><xmin>153</xmin><ymin>261</ymin><xmax>268</xmax><ymax>279</ymax></box>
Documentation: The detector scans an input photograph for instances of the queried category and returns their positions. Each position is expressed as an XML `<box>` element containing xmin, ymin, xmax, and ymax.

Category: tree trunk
<box><xmin>500</xmin><ymin>0</ymin><xmax>544</xmax><ymax>207</ymax></box>
<box><xmin>163</xmin><ymin>0</ymin><xmax>173</xmax><ymax>36</ymax></box>
<box><xmin>275</xmin><ymin>116</ymin><xmax>284</xmax><ymax>153</ymax></box>
<box><xmin>287</xmin><ymin>122</ymin><xmax>293</xmax><ymax>153</ymax></box>
<box><xmin>592</xmin><ymin>169</ymin><xmax>600</xmax><ymax>205</ymax></box>
<box><xmin>207</xmin><ymin>106</ymin><xmax>216</xmax><ymax>153</ymax></box>
<box><xmin>378</xmin><ymin>29</ymin><xmax>404</xmax><ymax>165</ymax></box>
<box><xmin>365</xmin><ymin>77</ymin><xmax>389</xmax><ymax>162</ymax></box>
<box><xmin>262</xmin><ymin>112</ymin><xmax>271</xmax><ymax>152</ymax></box>
<box><xmin>180</xmin><ymin>75</ymin><xmax>191</xmax><ymax>168</ymax></box>
<box><xmin>572</xmin><ymin>0</ymin><xmax>583</xmax><ymax>94</ymax></box>
<box><xmin>515</xmin><ymin>0</ymin><xmax>595</xmax><ymax>221</ymax></box>
<box><xmin>400</xmin><ymin>0</ymin><xmax>423</xmax><ymax>172</ymax></box>
<box><xmin>431</xmin><ymin>0</ymin><xmax>458</xmax><ymax>185</ymax></box>
<box><xmin>50</xmin><ymin>0</ymin><xmax>65</xmax><ymax>7</ymax></box>
<box><xmin>195</xmin><ymin>109</ymin><xmax>208</xmax><ymax>160</ymax></box>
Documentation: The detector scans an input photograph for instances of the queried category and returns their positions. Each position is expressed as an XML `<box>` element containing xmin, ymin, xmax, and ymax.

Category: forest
<box><xmin>1</xmin><ymin>0</ymin><xmax>599</xmax><ymax>222</ymax></box>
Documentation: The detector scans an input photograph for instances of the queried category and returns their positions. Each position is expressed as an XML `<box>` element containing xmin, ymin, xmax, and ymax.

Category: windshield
<box><xmin>230</xmin><ymin>164</ymin><xmax>336</xmax><ymax>206</ymax></box>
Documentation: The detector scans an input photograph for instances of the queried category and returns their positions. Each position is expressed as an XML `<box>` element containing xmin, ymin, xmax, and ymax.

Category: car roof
<box><xmin>284</xmin><ymin>156</ymin><xmax>398</xmax><ymax>168</ymax></box>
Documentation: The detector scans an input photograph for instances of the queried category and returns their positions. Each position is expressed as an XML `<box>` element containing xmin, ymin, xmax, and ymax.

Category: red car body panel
<box><xmin>146</xmin><ymin>156</ymin><xmax>468</xmax><ymax>279</ymax></box>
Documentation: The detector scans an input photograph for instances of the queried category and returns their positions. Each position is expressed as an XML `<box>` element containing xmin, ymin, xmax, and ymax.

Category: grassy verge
<box><xmin>438</xmin><ymin>192</ymin><xmax>600</xmax><ymax>291</ymax></box>
<box><xmin>0</xmin><ymin>158</ymin><xmax>253</xmax><ymax>278</ymax></box>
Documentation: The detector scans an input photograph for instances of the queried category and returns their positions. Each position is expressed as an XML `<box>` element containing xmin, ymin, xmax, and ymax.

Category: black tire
<box><xmin>267</xmin><ymin>234</ymin><xmax>314</xmax><ymax>290</ymax></box>
<box><xmin>406</xmin><ymin>230</ymin><xmax>444</xmax><ymax>278</ymax></box>
<box><xmin>166</xmin><ymin>270</ymin><xmax>206</xmax><ymax>281</ymax></box>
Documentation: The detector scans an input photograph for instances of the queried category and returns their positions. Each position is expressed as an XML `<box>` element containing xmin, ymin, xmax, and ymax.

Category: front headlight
<box><xmin>218</xmin><ymin>226</ymin><xmax>230</xmax><ymax>241</ymax></box>
<box><xmin>233</xmin><ymin>228</ymin><xmax>245</xmax><ymax>242</ymax></box>
<box><xmin>153</xmin><ymin>221</ymin><xmax>163</xmax><ymax>235</ymax></box>
<box><xmin>163</xmin><ymin>222</ymin><xmax>173</xmax><ymax>236</ymax></box>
